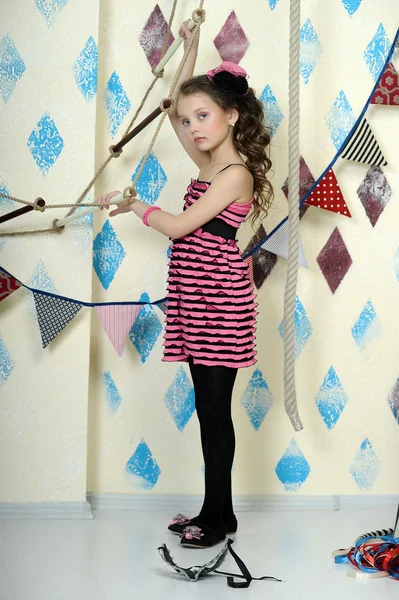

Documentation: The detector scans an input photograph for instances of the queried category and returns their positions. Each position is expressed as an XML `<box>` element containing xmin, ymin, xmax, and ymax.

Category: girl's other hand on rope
<box><xmin>95</xmin><ymin>191</ymin><xmax>132</xmax><ymax>217</ymax></box>
<box><xmin>179</xmin><ymin>20</ymin><xmax>199</xmax><ymax>52</ymax></box>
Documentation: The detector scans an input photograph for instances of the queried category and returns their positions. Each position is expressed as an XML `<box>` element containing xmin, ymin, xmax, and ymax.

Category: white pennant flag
<box><xmin>260</xmin><ymin>220</ymin><xmax>308</xmax><ymax>267</ymax></box>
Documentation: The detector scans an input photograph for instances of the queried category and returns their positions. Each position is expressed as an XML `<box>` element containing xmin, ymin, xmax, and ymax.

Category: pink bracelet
<box><xmin>142</xmin><ymin>205</ymin><xmax>161</xmax><ymax>227</ymax></box>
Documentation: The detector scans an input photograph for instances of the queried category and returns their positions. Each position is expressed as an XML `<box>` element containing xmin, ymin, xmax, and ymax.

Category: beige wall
<box><xmin>1</xmin><ymin>0</ymin><xmax>399</xmax><ymax>504</ymax></box>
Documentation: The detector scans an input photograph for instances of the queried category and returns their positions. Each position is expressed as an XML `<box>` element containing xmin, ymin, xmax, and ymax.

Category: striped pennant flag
<box><xmin>95</xmin><ymin>304</ymin><xmax>142</xmax><ymax>356</ymax></box>
<box><xmin>260</xmin><ymin>220</ymin><xmax>308</xmax><ymax>268</ymax></box>
<box><xmin>340</xmin><ymin>118</ymin><xmax>387</xmax><ymax>167</ymax></box>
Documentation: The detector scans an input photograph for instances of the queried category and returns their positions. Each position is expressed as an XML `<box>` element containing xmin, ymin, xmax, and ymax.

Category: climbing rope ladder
<box><xmin>0</xmin><ymin>0</ymin><xmax>304</xmax><ymax>431</ymax></box>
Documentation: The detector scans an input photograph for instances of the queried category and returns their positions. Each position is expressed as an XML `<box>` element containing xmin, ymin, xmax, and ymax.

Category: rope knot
<box><xmin>122</xmin><ymin>186</ymin><xmax>136</xmax><ymax>201</ymax></box>
<box><xmin>52</xmin><ymin>218</ymin><xmax>64</xmax><ymax>233</ymax></box>
<box><xmin>109</xmin><ymin>145</ymin><xmax>123</xmax><ymax>158</ymax></box>
<box><xmin>193</xmin><ymin>8</ymin><xmax>206</xmax><ymax>22</ymax></box>
<box><xmin>153</xmin><ymin>67</ymin><xmax>164</xmax><ymax>78</ymax></box>
<box><xmin>33</xmin><ymin>198</ymin><xmax>46</xmax><ymax>212</ymax></box>
<box><xmin>160</xmin><ymin>98</ymin><xmax>174</xmax><ymax>113</ymax></box>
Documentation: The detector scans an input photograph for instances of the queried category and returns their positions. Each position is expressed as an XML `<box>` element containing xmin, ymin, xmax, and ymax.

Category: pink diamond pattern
<box><xmin>139</xmin><ymin>4</ymin><xmax>175</xmax><ymax>68</ymax></box>
<box><xmin>243</xmin><ymin>225</ymin><xmax>277</xmax><ymax>289</ymax></box>
<box><xmin>213</xmin><ymin>11</ymin><xmax>250</xmax><ymax>64</ymax></box>
<box><xmin>317</xmin><ymin>227</ymin><xmax>352</xmax><ymax>294</ymax></box>
<box><xmin>356</xmin><ymin>166</ymin><xmax>391</xmax><ymax>227</ymax></box>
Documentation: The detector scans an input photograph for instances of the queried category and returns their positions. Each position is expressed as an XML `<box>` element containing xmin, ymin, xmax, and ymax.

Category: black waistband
<box><xmin>201</xmin><ymin>217</ymin><xmax>237</xmax><ymax>240</ymax></box>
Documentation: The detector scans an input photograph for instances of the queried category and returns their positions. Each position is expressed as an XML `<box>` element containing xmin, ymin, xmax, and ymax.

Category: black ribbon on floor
<box><xmin>158</xmin><ymin>538</ymin><xmax>282</xmax><ymax>588</ymax></box>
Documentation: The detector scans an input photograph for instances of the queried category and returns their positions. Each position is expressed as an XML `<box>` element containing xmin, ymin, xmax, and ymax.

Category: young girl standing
<box><xmin>96</xmin><ymin>21</ymin><xmax>273</xmax><ymax>549</ymax></box>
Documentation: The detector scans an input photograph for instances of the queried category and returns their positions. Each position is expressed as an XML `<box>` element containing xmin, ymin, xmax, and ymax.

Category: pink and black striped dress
<box><xmin>162</xmin><ymin>164</ymin><xmax>258</xmax><ymax>369</ymax></box>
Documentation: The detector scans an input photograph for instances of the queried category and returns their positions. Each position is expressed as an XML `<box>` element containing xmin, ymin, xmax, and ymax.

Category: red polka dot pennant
<box><xmin>304</xmin><ymin>169</ymin><xmax>351</xmax><ymax>218</ymax></box>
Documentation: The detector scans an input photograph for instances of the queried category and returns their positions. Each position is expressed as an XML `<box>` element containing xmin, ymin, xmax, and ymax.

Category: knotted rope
<box><xmin>283</xmin><ymin>0</ymin><xmax>303</xmax><ymax>431</ymax></box>
<box><xmin>0</xmin><ymin>1</ymin><xmax>205</xmax><ymax>236</ymax></box>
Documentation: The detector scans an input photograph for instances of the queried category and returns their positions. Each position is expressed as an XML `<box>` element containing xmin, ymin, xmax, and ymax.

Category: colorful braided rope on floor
<box><xmin>333</xmin><ymin>530</ymin><xmax>399</xmax><ymax>580</ymax></box>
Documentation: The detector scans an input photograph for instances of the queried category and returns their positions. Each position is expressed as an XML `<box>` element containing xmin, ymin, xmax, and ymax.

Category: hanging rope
<box><xmin>283</xmin><ymin>0</ymin><xmax>303</xmax><ymax>431</ymax></box>
<box><xmin>0</xmin><ymin>1</ymin><xmax>206</xmax><ymax>236</ymax></box>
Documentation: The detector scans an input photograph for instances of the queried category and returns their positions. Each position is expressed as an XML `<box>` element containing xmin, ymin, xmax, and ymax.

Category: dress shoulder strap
<box><xmin>210</xmin><ymin>163</ymin><xmax>250</xmax><ymax>182</ymax></box>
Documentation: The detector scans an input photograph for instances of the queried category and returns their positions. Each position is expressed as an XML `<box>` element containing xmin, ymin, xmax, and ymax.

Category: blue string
<box><xmin>242</xmin><ymin>26</ymin><xmax>399</xmax><ymax>261</ymax></box>
<box><xmin>1</xmin><ymin>27</ymin><xmax>398</xmax><ymax>306</ymax></box>
<box><xmin>0</xmin><ymin>265</ymin><xmax>166</xmax><ymax>307</ymax></box>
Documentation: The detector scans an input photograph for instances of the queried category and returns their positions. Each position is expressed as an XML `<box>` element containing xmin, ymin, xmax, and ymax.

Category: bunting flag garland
<box><xmin>340</xmin><ymin>118</ymin><xmax>387</xmax><ymax>167</ymax></box>
<box><xmin>95</xmin><ymin>304</ymin><xmax>142</xmax><ymax>356</ymax></box>
<box><xmin>156</xmin><ymin>300</ymin><xmax>168</xmax><ymax>315</ymax></box>
<box><xmin>260</xmin><ymin>220</ymin><xmax>308</xmax><ymax>268</ymax></box>
<box><xmin>0</xmin><ymin>271</ymin><xmax>22</xmax><ymax>302</ymax></box>
<box><xmin>371</xmin><ymin>61</ymin><xmax>399</xmax><ymax>106</ymax></box>
<box><xmin>305</xmin><ymin>169</ymin><xmax>351</xmax><ymax>217</ymax></box>
<box><xmin>33</xmin><ymin>292</ymin><xmax>82</xmax><ymax>348</ymax></box>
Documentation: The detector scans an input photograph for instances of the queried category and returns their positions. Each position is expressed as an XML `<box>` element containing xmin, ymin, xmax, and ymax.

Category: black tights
<box><xmin>188</xmin><ymin>358</ymin><xmax>238</xmax><ymax>532</ymax></box>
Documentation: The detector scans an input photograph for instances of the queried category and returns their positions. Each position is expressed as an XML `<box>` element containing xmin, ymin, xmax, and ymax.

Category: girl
<box><xmin>96</xmin><ymin>20</ymin><xmax>273</xmax><ymax>549</ymax></box>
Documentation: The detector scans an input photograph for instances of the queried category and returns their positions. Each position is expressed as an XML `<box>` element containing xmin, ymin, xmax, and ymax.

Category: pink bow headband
<box><xmin>206</xmin><ymin>61</ymin><xmax>249</xmax><ymax>95</ymax></box>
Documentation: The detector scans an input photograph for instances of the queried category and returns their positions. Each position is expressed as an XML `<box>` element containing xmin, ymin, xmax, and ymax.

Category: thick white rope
<box><xmin>283</xmin><ymin>0</ymin><xmax>303</xmax><ymax>431</ymax></box>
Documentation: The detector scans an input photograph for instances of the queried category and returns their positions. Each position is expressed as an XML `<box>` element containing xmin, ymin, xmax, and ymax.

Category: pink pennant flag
<box><xmin>0</xmin><ymin>271</ymin><xmax>22</xmax><ymax>302</ymax></box>
<box><xmin>95</xmin><ymin>304</ymin><xmax>142</xmax><ymax>356</ymax></box>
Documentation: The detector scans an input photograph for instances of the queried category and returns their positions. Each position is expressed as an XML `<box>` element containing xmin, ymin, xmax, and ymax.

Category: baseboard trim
<box><xmin>0</xmin><ymin>495</ymin><xmax>397</xmax><ymax>519</ymax></box>
<box><xmin>87</xmin><ymin>493</ymin><xmax>399</xmax><ymax>513</ymax></box>
<box><xmin>0</xmin><ymin>501</ymin><xmax>93</xmax><ymax>519</ymax></box>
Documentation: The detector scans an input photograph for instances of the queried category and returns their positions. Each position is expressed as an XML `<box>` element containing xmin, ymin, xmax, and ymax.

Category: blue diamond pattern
<box><xmin>93</xmin><ymin>219</ymin><xmax>126</xmax><ymax>290</ymax></box>
<box><xmin>27</xmin><ymin>112</ymin><xmax>64</xmax><ymax>176</ymax></box>
<box><xmin>267</xmin><ymin>0</ymin><xmax>279</xmax><ymax>9</ymax></box>
<box><xmin>103</xmin><ymin>372</ymin><xmax>122</xmax><ymax>414</ymax></box>
<box><xmin>105</xmin><ymin>71</ymin><xmax>131</xmax><ymax>138</ymax></box>
<box><xmin>325</xmin><ymin>91</ymin><xmax>356</xmax><ymax>151</ymax></box>
<box><xmin>350</xmin><ymin>437</ymin><xmax>380</xmax><ymax>490</ymax></box>
<box><xmin>35</xmin><ymin>0</ymin><xmax>68</xmax><ymax>27</ymax></box>
<box><xmin>275</xmin><ymin>438</ymin><xmax>310</xmax><ymax>492</ymax></box>
<box><xmin>364</xmin><ymin>23</ymin><xmax>391</xmax><ymax>82</ymax></box>
<box><xmin>129</xmin><ymin>292</ymin><xmax>162</xmax><ymax>363</ymax></box>
<box><xmin>300</xmin><ymin>19</ymin><xmax>322</xmax><ymax>84</ymax></box>
<box><xmin>259</xmin><ymin>85</ymin><xmax>283</xmax><ymax>138</ymax></box>
<box><xmin>164</xmin><ymin>366</ymin><xmax>195</xmax><ymax>431</ymax></box>
<box><xmin>28</xmin><ymin>260</ymin><xmax>57</xmax><ymax>294</ymax></box>
<box><xmin>341</xmin><ymin>0</ymin><xmax>363</xmax><ymax>16</ymax></box>
<box><xmin>278</xmin><ymin>296</ymin><xmax>312</xmax><ymax>359</ymax></box>
<box><xmin>0</xmin><ymin>184</ymin><xmax>13</xmax><ymax>250</ymax></box>
<box><xmin>241</xmin><ymin>368</ymin><xmax>273</xmax><ymax>431</ymax></box>
<box><xmin>126</xmin><ymin>438</ymin><xmax>161</xmax><ymax>489</ymax></box>
<box><xmin>0</xmin><ymin>35</ymin><xmax>26</xmax><ymax>103</ymax></box>
<box><xmin>0</xmin><ymin>336</ymin><xmax>15</xmax><ymax>386</ymax></box>
<box><xmin>26</xmin><ymin>260</ymin><xmax>58</xmax><ymax>317</ymax></box>
<box><xmin>73</xmin><ymin>36</ymin><xmax>98</xmax><ymax>102</ymax></box>
<box><xmin>72</xmin><ymin>204</ymin><xmax>94</xmax><ymax>255</ymax></box>
<box><xmin>0</xmin><ymin>184</ymin><xmax>13</xmax><ymax>210</ymax></box>
<box><xmin>351</xmin><ymin>299</ymin><xmax>380</xmax><ymax>358</ymax></box>
<box><xmin>315</xmin><ymin>367</ymin><xmax>348</xmax><ymax>430</ymax></box>
<box><xmin>132</xmin><ymin>152</ymin><xmax>167</xmax><ymax>205</ymax></box>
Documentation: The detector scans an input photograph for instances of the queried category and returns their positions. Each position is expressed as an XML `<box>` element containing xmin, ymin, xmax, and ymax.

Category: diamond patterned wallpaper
<box><xmin>1</xmin><ymin>0</ymin><xmax>399</xmax><ymax>502</ymax></box>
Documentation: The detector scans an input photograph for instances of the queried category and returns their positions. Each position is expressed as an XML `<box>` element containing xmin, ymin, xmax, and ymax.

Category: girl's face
<box><xmin>177</xmin><ymin>92</ymin><xmax>238</xmax><ymax>151</ymax></box>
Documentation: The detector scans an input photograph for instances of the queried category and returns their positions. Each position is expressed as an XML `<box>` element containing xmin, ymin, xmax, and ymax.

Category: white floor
<box><xmin>0</xmin><ymin>508</ymin><xmax>397</xmax><ymax>599</ymax></box>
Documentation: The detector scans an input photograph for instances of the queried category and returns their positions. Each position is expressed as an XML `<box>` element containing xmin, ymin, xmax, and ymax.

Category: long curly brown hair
<box><xmin>179</xmin><ymin>71</ymin><xmax>273</xmax><ymax>228</ymax></box>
